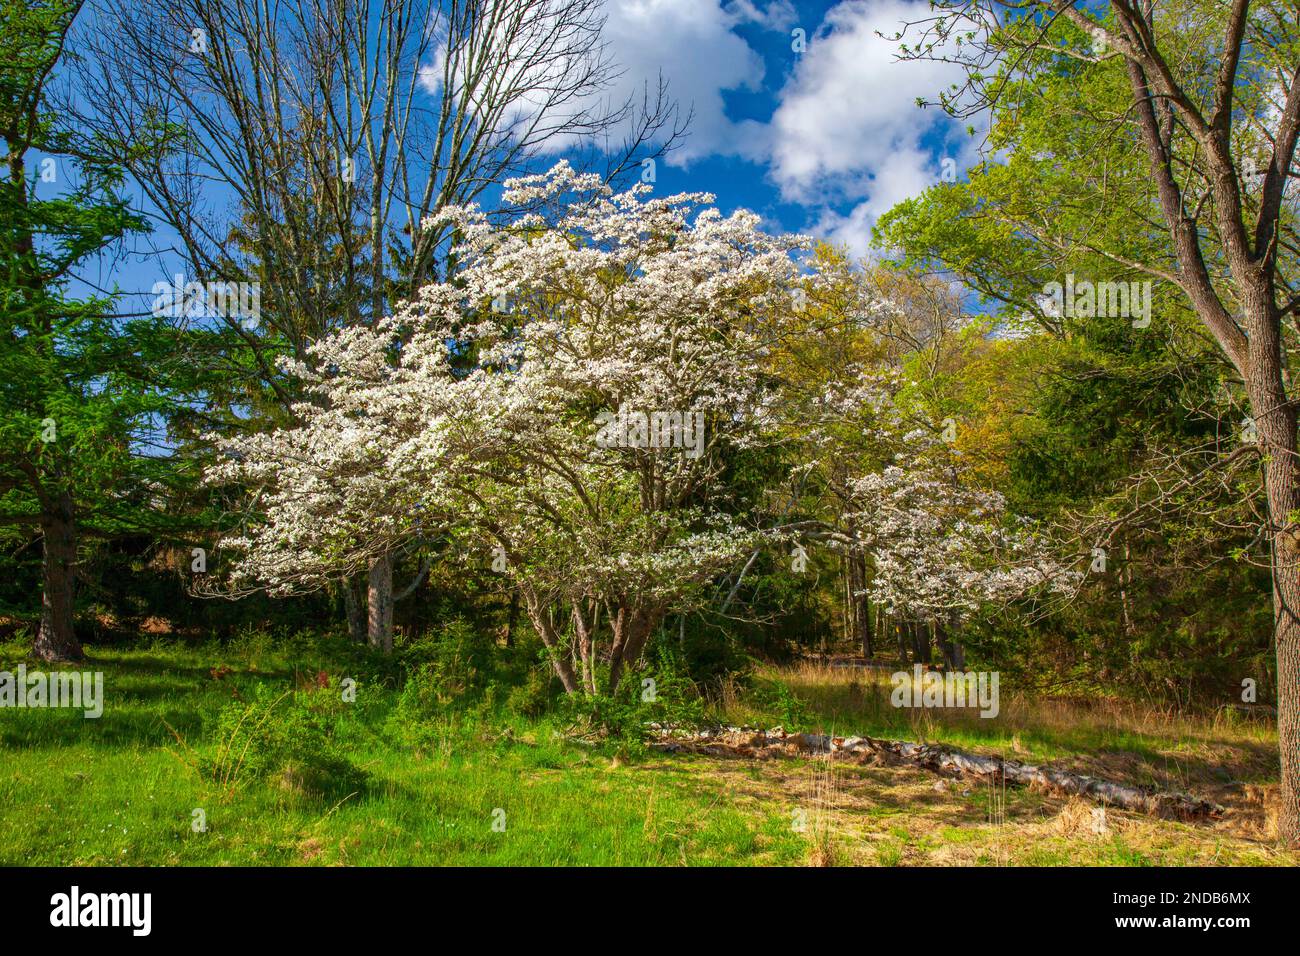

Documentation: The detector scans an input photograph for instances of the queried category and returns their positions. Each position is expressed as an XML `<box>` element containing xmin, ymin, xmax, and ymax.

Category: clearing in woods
<box><xmin>0</xmin><ymin>639</ymin><xmax>1290</xmax><ymax>866</ymax></box>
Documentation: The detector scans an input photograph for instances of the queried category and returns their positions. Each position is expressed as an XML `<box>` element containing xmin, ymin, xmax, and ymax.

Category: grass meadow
<box><xmin>1</xmin><ymin>633</ymin><xmax>1292</xmax><ymax>867</ymax></box>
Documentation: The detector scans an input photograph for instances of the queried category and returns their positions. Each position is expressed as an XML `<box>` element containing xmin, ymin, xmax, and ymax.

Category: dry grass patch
<box><xmin>648</xmin><ymin>746</ymin><xmax>1297</xmax><ymax>866</ymax></box>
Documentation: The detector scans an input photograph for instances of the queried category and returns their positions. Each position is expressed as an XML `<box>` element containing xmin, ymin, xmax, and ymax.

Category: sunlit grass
<box><xmin>0</xmin><ymin>636</ymin><xmax>800</xmax><ymax>866</ymax></box>
<box><xmin>0</xmin><ymin>636</ymin><xmax>1290</xmax><ymax>866</ymax></box>
<box><xmin>723</xmin><ymin>661</ymin><xmax>1279</xmax><ymax>789</ymax></box>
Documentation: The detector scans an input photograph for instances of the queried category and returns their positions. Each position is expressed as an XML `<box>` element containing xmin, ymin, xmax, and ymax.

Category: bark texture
<box><xmin>34</xmin><ymin>491</ymin><xmax>82</xmax><ymax>662</ymax></box>
<box><xmin>342</xmin><ymin>576</ymin><xmax>367</xmax><ymax>643</ymax></box>
<box><xmin>367</xmin><ymin>553</ymin><xmax>393</xmax><ymax>653</ymax></box>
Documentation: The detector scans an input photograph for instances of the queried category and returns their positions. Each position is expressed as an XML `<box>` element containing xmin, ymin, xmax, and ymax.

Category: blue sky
<box><xmin>64</xmin><ymin>0</ymin><xmax>979</xmax><ymax>310</ymax></box>
<box><xmin>606</xmin><ymin>0</ymin><xmax>979</xmax><ymax>255</ymax></box>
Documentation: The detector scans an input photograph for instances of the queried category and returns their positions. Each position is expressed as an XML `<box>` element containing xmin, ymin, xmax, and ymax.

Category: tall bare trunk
<box><xmin>936</xmin><ymin>615</ymin><xmax>964</xmax><ymax>670</ymax></box>
<box><xmin>367</xmin><ymin>553</ymin><xmax>393</xmax><ymax>653</ymax></box>
<box><xmin>911</xmin><ymin>621</ymin><xmax>931</xmax><ymax>665</ymax></box>
<box><xmin>1247</xmin><ymin>311</ymin><xmax>1300</xmax><ymax>845</ymax></box>
<box><xmin>342</xmin><ymin>575</ymin><xmax>367</xmax><ymax>643</ymax></box>
<box><xmin>502</xmin><ymin>591</ymin><xmax>519</xmax><ymax>647</ymax></box>
<box><xmin>850</xmin><ymin>553</ymin><xmax>872</xmax><ymax>658</ymax></box>
<box><xmin>1269</xmin><ymin>500</ymin><xmax>1300</xmax><ymax>845</ymax></box>
<box><xmin>34</xmin><ymin>491</ymin><xmax>82</xmax><ymax>662</ymax></box>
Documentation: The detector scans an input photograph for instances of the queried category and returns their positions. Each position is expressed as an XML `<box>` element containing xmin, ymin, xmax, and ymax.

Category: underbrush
<box><xmin>0</xmin><ymin>629</ymin><xmax>1290</xmax><ymax>865</ymax></box>
<box><xmin>557</xmin><ymin>652</ymin><xmax>711</xmax><ymax>752</ymax></box>
<box><xmin>191</xmin><ymin>682</ymin><xmax>369</xmax><ymax>801</ymax></box>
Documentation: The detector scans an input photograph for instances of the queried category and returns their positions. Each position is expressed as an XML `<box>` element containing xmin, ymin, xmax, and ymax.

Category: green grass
<box><xmin>0</xmin><ymin>635</ymin><xmax>804</xmax><ymax>866</ymax></box>
<box><xmin>0</xmin><ymin>634</ymin><xmax>1292</xmax><ymax>866</ymax></box>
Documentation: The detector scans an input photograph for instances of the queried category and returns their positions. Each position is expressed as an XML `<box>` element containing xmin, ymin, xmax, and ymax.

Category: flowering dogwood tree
<box><xmin>207</xmin><ymin>161</ymin><xmax>1070</xmax><ymax>689</ymax></box>
<box><xmin>766</xmin><ymin>267</ymin><xmax>1072</xmax><ymax>666</ymax></box>
<box><xmin>844</xmin><ymin>428</ymin><xmax>1072</xmax><ymax>622</ymax></box>
<box><xmin>208</xmin><ymin>161</ymin><xmax>837</xmax><ymax>691</ymax></box>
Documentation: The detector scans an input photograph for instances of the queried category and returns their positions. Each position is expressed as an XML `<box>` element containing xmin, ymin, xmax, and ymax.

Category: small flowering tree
<box><xmin>208</xmin><ymin>161</ymin><xmax>827</xmax><ymax>692</ymax></box>
<box><xmin>840</xmin><ymin>423</ymin><xmax>1074</xmax><ymax>666</ymax></box>
<box><xmin>763</xmin><ymin>267</ymin><xmax>1072</xmax><ymax>667</ymax></box>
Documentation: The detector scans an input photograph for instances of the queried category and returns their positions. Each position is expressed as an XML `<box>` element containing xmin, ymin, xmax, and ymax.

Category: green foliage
<box><xmin>651</xmin><ymin>613</ymin><xmax>757</xmax><ymax>693</ymax></box>
<box><xmin>560</xmin><ymin>652</ymin><xmax>709</xmax><ymax>747</ymax></box>
<box><xmin>505</xmin><ymin>665</ymin><xmax>563</xmax><ymax>719</ymax></box>
<box><xmin>201</xmin><ymin>683</ymin><xmax>367</xmax><ymax>799</ymax></box>
<box><xmin>750</xmin><ymin>678</ymin><xmax>810</xmax><ymax>730</ymax></box>
<box><xmin>0</xmin><ymin>0</ymin><xmax>211</xmax><ymax>651</ymax></box>
<box><xmin>869</xmin><ymin>2</ymin><xmax>1278</xmax><ymax>700</ymax></box>
<box><xmin>389</xmin><ymin>616</ymin><xmax>554</xmax><ymax>746</ymax></box>
<box><xmin>398</xmin><ymin>617</ymin><xmax>499</xmax><ymax>703</ymax></box>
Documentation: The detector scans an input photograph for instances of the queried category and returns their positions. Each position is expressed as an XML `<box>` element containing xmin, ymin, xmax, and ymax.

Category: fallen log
<box><xmin>648</xmin><ymin>726</ymin><xmax>1224</xmax><ymax>821</ymax></box>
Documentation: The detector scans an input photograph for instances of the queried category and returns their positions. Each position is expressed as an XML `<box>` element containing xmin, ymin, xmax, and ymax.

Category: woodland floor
<box><xmin>0</xmin><ymin>635</ymin><xmax>1292</xmax><ymax>866</ymax></box>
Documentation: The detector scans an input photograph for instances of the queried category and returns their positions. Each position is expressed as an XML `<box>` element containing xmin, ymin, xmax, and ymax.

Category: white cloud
<box><xmin>416</xmin><ymin>0</ymin><xmax>778</xmax><ymax>165</ymax></box>
<box><xmin>592</xmin><ymin>0</ymin><xmax>976</xmax><ymax>185</ymax></box>
<box><xmin>723</xmin><ymin>0</ymin><xmax>799</xmax><ymax>32</ymax></box>
<box><xmin>812</xmin><ymin>145</ymin><xmax>936</xmax><ymax>258</ymax></box>
<box><xmin>752</xmin><ymin>0</ymin><xmax>982</xmax><ymax>255</ymax></box>
<box><xmin>593</xmin><ymin>0</ymin><xmax>776</xmax><ymax>162</ymax></box>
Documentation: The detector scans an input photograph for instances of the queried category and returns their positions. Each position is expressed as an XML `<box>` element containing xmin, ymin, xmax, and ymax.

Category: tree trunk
<box><xmin>1118</xmin><ymin>541</ymin><xmax>1136</xmax><ymax>637</ymax></box>
<box><xmin>608</xmin><ymin>605</ymin><xmax>660</xmax><ymax>696</ymax></box>
<box><xmin>521</xmin><ymin>586</ymin><xmax>581</xmax><ymax>694</ymax></box>
<box><xmin>502</xmin><ymin>591</ymin><xmax>519</xmax><ymax>647</ymax></box>
<box><xmin>863</xmin><ymin>598</ymin><xmax>873</xmax><ymax>658</ymax></box>
<box><xmin>1114</xmin><ymin>37</ymin><xmax>1300</xmax><ymax>844</ymax></box>
<box><xmin>367</xmin><ymin>553</ymin><xmax>394</xmax><ymax>653</ymax></box>
<box><xmin>911</xmin><ymin>621</ymin><xmax>931</xmax><ymax>665</ymax></box>
<box><xmin>34</xmin><ymin>491</ymin><xmax>82</xmax><ymax>662</ymax></box>
<box><xmin>841</xmin><ymin>562</ymin><xmax>851</xmax><ymax>650</ymax></box>
<box><xmin>849</xmin><ymin>553</ymin><xmax>872</xmax><ymax>658</ymax></box>
<box><xmin>343</xmin><ymin>575</ymin><xmax>367</xmax><ymax>643</ymax></box>
<box><xmin>572</xmin><ymin>601</ymin><xmax>597</xmax><ymax>695</ymax></box>
<box><xmin>935</xmin><ymin>615</ymin><xmax>964</xmax><ymax>670</ymax></box>
<box><xmin>1247</xmin><ymin>334</ymin><xmax>1300</xmax><ymax>845</ymax></box>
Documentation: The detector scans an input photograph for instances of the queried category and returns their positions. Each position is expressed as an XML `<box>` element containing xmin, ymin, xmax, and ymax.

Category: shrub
<box><xmin>560</xmin><ymin>652</ymin><xmax>710</xmax><ymax>748</ymax></box>
<box><xmin>654</xmin><ymin>614</ymin><xmax>755</xmax><ymax>694</ymax></box>
<box><xmin>398</xmin><ymin>616</ymin><xmax>499</xmax><ymax>701</ymax></box>
<box><xmin>750</xmin><ymin>677</ymin><xmax>809</xmax><ymax>730</ymax></box>
<box><xmin>201</xmin><ymin>683</ymin><xmax>367</xmax><ymax>799</ymax></box>
<box><xmin>393</xmin><ymin>663</ymin><xmax>445</xmax><ymax>723</ymax></box>
<box><xmin>506</xmin><ymin>665</ymin><xmax>562</xmax><ymax>719</ymax></box>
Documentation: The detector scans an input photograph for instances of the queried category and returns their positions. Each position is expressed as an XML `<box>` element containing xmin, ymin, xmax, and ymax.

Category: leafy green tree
<box><xmin>878</xmin><ymin>0</ymin><xmax>1300</xmax><ymax>843</ymax></box>
<box><xmin>1</xmin><ymin>0</ymin><xmax>179</xmax><ymax>660</ymax></box>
